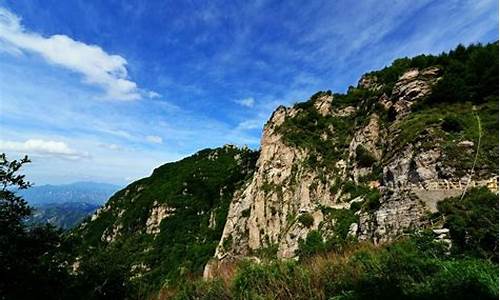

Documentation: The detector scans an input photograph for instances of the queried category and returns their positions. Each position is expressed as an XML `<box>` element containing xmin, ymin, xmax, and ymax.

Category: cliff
<box><xmin>206</xmin><ymin>44</ymin><xmax>499</xmax><ymax>276</ymax></box>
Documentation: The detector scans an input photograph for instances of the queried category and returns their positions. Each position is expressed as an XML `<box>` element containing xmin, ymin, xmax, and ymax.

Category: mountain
<box><xmin>70</xmin><ymin>146</ymin><xmax>258</xmax><ymax>293</ymax></box>
<box><xmin>19</xmin><ymin>181</ymin><xmax>120</xmax><ymax>206</ymax></box>
<box><xmin>28</xmin><ymin>202</ymin><xmax>101</xmax><ymax>229</ymax></box>
<box><xmin>209</xmin><ymin>64</ymin><xmax>497</xmax><ymax>265</ymax></box>
<box><xmin>70</xmin><ymin>42</ymin><xmax>498</xmax><ymax>298</ymax></box>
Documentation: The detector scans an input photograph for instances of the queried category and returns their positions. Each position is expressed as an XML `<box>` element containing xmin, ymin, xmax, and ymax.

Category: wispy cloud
<box><xmin>236</xmin><ymin>119</ymin><xmax>261</xmax><ymax>130</ymax></box>
<box><xmin>0</xmin><ymin>139</ymin><xmax>89</xmax><ymax>160</ymax></box>
<box><xmin>147</xmin><ymin>91</ymin><xmax>161</xmax><ymax>99</ymax></box>
<box><xmin>234</xmin><ymin>97</ymin><xmax>255</xmax><ymax>108</ymax></box>
<box><xmin>146</xmin><ymin>135</ymin><xmax>163</xmax><ymax>144</ymax></box>
<box><xmin>0</xmin><ymin>7</ymin><xmax>141</xmax><ymax>100</ymax></box>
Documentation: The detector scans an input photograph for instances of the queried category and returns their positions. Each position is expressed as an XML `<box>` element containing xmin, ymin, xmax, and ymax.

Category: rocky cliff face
<box><xmin>213</xmin><ymin>104</ymin><xmax>337</xmax><ymax>261</ymax></box>
<box><xmin>207</xmin><ymin>65</ymin><xmax>498</xmax><ymax>274</ymax></box>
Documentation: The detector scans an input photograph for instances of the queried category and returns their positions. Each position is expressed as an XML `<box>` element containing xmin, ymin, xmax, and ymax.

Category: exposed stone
<box><xmin>314</xmin><ymin>94</ymin><xmax>333</xmax><ymax>116</ymax></box>
<box><xmin>390</xmin><ymin>67</ymin><xmax>441</xmax><ymax>119</ymax></box>
<box><xmin>432</xmin><ymin>228</ymin><xmax>450</xmax><ymax>235</ymax></box>
<box><xmin>213</xmin><ymin>105</ymin><xmax>338</xmax><ymax>261</ymax></box>
<box><xmin>357</xmin><ymin>74</ymin><xmax>383</xmax><ymax>91</ymax></box>
<box><xmin>348</xmin><ymin>223</ymin><xmax>358</xmax><ymax>237</ymax></box>
<box><xmin>332</xmin><ymin>106</ymin><xmax>356</xmax><ymax>117</ymax></box>
<box><xmin>146</xmin><ymin>201</ymin><xmax>176</xmax><ymax>235</ymax></box>
<box><xmin>358</xmin><ymin>191</ymin><xmax>426</xmax><ymax>243</ymax></box>
<box><xmin>458</xmin><ymin>140</ymin><xmax>474</xmax><ymax>148</ymax></box>
<box><xmin>207</xmin><ymin>63</ymin><xmax>489</xmax><ymax>276</ymax></box>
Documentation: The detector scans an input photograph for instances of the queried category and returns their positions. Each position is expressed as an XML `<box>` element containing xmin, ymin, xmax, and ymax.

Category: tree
<box><xmin>0</xmin><ymin>154</ymin><xmax>71</xmax><ymax>299</ymax></box>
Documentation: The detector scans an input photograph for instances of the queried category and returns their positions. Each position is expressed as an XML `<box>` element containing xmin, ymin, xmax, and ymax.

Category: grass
<box><xmin>165</xmin><ymin>238</ymin><xmax>498</xmax><ymax>300</ymax></box>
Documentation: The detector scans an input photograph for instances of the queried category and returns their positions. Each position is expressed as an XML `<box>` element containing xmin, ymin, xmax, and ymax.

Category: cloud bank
<box><xmin>0</xmin><ymin>139</ymin><xmax>89</xmax><ymax>160</ymax></box>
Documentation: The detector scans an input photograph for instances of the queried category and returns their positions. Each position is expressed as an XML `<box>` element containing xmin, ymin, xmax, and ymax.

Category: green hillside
<box><xmin>69</xmin><ymin>145</ymin><xmax>258</xmax><ymax>298</ymax></box>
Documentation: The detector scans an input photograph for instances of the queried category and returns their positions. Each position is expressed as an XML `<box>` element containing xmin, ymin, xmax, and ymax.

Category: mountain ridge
<box><xmin>69</xmin><ymin>42</ymin><xmax>499</xmax><ymax>298</ymax></box>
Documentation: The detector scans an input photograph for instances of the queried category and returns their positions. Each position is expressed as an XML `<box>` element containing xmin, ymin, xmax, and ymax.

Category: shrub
<box><xmin>173</xmin><ymin>278</ymin><xmax>230</xmax><ymax>300</ymax></box>
<box><xmin>441</xmin><ymin>115</ymin><xmax>463</xmax><ymax>132</ymax></box>
<box><xmin>169</xmin><ymin>237</ymin><xmax>499</xmax><ymax>300</ymax></box>
<box><xmin>437</xmin><ymin>187</ymin><xmax>499</xmax><ymax>261</ymax></box>
<box><xmin>241</xmin><ymin>208</ymin><xmax>251</xmax><ymax>218</ymax></box>
<box><xmin>231</xmin><ymin>260</ymin><xmax>315</xmax><ymax>300</ymax></box>
<box><xmin>355</xmin><ymin>145</ymin><xmax>377</xmax><ymax>167</ymax></box>
<box><xmin>297</xmin><ymin>230</ymin><xmax>326</xmax><ymax>258</ymax></box>
<box><xmin>298</xmin><ymin>213</ymin><xmax>315</xmax><ymax>227</ymax></box>
<box><xmin>364</xmin><ymin>190</ymin><xmax>381</xmax><ymax>211</ymax></box>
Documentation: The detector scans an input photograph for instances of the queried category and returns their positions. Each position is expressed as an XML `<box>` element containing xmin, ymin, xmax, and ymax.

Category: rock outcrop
<box><xmin>209</xmin><ymin>65</ymin><xmax>498</xmax><ymax>271</ymax></box>
<box><xmin>214</xmin><ymin>104</ymin><xmax>337</xmax><ymax>260</ymax></box>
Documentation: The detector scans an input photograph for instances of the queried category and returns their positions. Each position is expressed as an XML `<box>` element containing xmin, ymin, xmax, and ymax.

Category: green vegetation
<box><xmin>173</xmin><ymin>237</ymin><xmax>498</xmax><ymax>300</ymax></box>
<box><xmin>0</xmin><ymin>154</ymin><xmax>72</xmax><ymax>299</ymax></box>
<box><xmin>70</xmin><ymin>146</ymin><xmax>259</xmax><ymax>298</ymax></box>
<box><xmin>296</xmin><ymin>208</ymin><xmax>359</xmax><ymax>259</ymax></box>
<box><xmin>342</xmin><ymin>181</ymin><xmax>381</xmax><ymax>211</ymax></box>
<box><xmin>437</xmin><ymin>187</ymin><xmax>498</xmax><ymax>261</ymax></box>
<box><xmin>369</xmin><ymin>42</ymin><xmax>498</xmax><ymax>104</ymax></box>
<box><xmin>298</xmin><ymin>213</ymin><xmax>314</xmax><ymax>227</ymax></box>
<box><xmin>355</xmin><ymin>145</ymin><xmax>377</xmax><ymax>167</ymax></box>
<box><xmin>297</xmin><ymin>230</ymin><xmax>327</xmax><ymax>258</ymax></box>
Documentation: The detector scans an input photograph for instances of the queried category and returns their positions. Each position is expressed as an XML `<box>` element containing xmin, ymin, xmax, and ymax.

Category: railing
<box><xmin>407</xmin><ymin>176</ymin><xmax>498</xmax><ymax>192</ymax></box>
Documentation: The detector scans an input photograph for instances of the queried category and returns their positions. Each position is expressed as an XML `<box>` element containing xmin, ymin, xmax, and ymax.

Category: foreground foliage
<box><xmin>0</xmin><ymin>154</ymin><xmax>71</xmax><ymax>299</ymax></box>
<box><xmin>173</xmin><ymin>238</ymin><xmax>498</xmax><ymax>300</ymax></box>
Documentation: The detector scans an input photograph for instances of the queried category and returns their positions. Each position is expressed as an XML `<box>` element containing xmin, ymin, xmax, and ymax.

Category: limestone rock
<box><xmin>313</xmin><ymin>94</ymin><xmax>333</xmax><ymax>116</ymax></box>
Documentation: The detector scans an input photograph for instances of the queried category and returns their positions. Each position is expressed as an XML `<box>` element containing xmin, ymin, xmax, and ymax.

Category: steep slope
<box><xmin>70</xmin><ymin>145</ymin><xmax>258</xmax><ymax>294</ymax></box>
<box><xmin>206</xmin><ymin>43</ymin><xmax>498</xmax><ymax>274</ymax></box>
<box><xmin>27</xmin><ymin>202</ymin><xmax>100</xmax><ymax>229</ymax></box>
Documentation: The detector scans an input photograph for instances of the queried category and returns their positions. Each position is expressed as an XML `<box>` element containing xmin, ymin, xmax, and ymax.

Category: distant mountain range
<box><xmin>28</xmin><ymin>202</ymin><xmax>101</xmax><ymax>230</ymax></box>
<box><xmin>20</xmin><ymin>181</ymin><xmax>121</xmax><ymax>229</ymax></box>
<box><xmin>19</xmin><ymin>181</ymin><xmax>121</xmax><ymax>206</ymax></box>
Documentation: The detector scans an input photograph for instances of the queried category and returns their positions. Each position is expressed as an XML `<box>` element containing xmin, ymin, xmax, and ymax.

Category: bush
<box><xmin>355</xmin><ymin>145</ymin><xmax>377</xmax><ymax>167</ymax></box>
<box><xmin>175</xmin><ymin>237</ymin><xmax>499</xmax><ymax>300</ymax></box>
<box><xmin>365</xmin><ymin>190</ymin><xmax>381</xmax><ymax>211</ymax></box>
<box><xmin>241</xmin><ymin>208</ymin><xmax>251</xmax><ymax>218</ymax></box>
<box><xmin>437</xmin><ymin>187</ymin><xmax>498</xmax><ymax>261</ymax></box>
<box><xmin>231</xmin><ymin>260</ymin><xmax>315</xmax><ymax>300</ymax></box>
<box><xmin>441</xmin><ymin>115</ymin><xmax>463</xmax><ymax>132</ymax></box>
<box><xmin>322</xmin><ymin>239</ymin><xmax>499</xmax><ymax>300</ymax></box>
<box><xmin>297</xmin><ymin>230</ymin><xmax>327</xmax><ymax>258</ymax></box>
<box><xmin>298</xmin><ymin>213</ymin><xmax>314</xmax><ymax>227</ymax></box>
<box><xmin>173</xmin><ymin>279</ymin><xmax>230</xmax><ymax>300</ymax></box>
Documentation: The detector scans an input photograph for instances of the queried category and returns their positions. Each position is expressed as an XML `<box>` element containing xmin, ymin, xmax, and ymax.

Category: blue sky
<box><xmin>0</xmin><ymin>0</ymin><xmax>498</xmax><ymax>185</ymax></box>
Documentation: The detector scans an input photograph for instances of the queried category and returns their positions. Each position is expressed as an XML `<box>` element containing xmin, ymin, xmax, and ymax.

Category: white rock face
<box><xmin>314</xmin><ymin>94</ymin><xmax>334</xmax><ymax>116</ymax></box>
<box><xmin>214</xmin><ymin>104</ymin><xmax>341</xmax><ymax>260</ymax></box>
<box><xmin>390</xmin><ymin>67</ymin><xmax>440</xmax><ymax>120</ymax></box>
<box><xmin>146</xmin><ymin>201</ymin><xmax>176</xmax><ymax>235</ymax></box>
<box><xmin>347</xmin><ymin>113</ymin><xmax>383</xmax><ymax>182</ymax></box>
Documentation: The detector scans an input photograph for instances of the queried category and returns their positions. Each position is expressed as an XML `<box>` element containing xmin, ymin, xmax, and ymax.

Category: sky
<box><xmin>0</xmin><ymin>0</ymin><xmax>498</xmax><ymax>185</ymax></box>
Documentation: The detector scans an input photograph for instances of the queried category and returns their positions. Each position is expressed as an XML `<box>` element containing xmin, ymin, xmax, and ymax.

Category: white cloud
<box><xmin>0</xmin><ymin>139</ymin><xmax>89</xmax><ymax>160</ymax></box>
<box><xmin>236</xmin><ymin>119</ymin><xmax>261</xmax><ymax>130</ymax></box>
<box><xmin>99</xmin><ymin>143</ymin><xmax>122</xmax><ymax>151</ymax></box>
<box><xmin>146</xmin><ymin>135</ymin><xmax>163</xmax><ymax>144</ymax></box>
<box><xmin>235</xmin><ymin>97</ymin><xmax>255</xmax><ymax>107</ymax></box>
<box><xmin>147</xmin><ymin>91</ymin><xmax>161</xmax><ymax>99</ymax></box>
<box><xmin>0</xmin><ymin>7</ymin><xmax>141</xmax><ymax>101</ymax></box>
